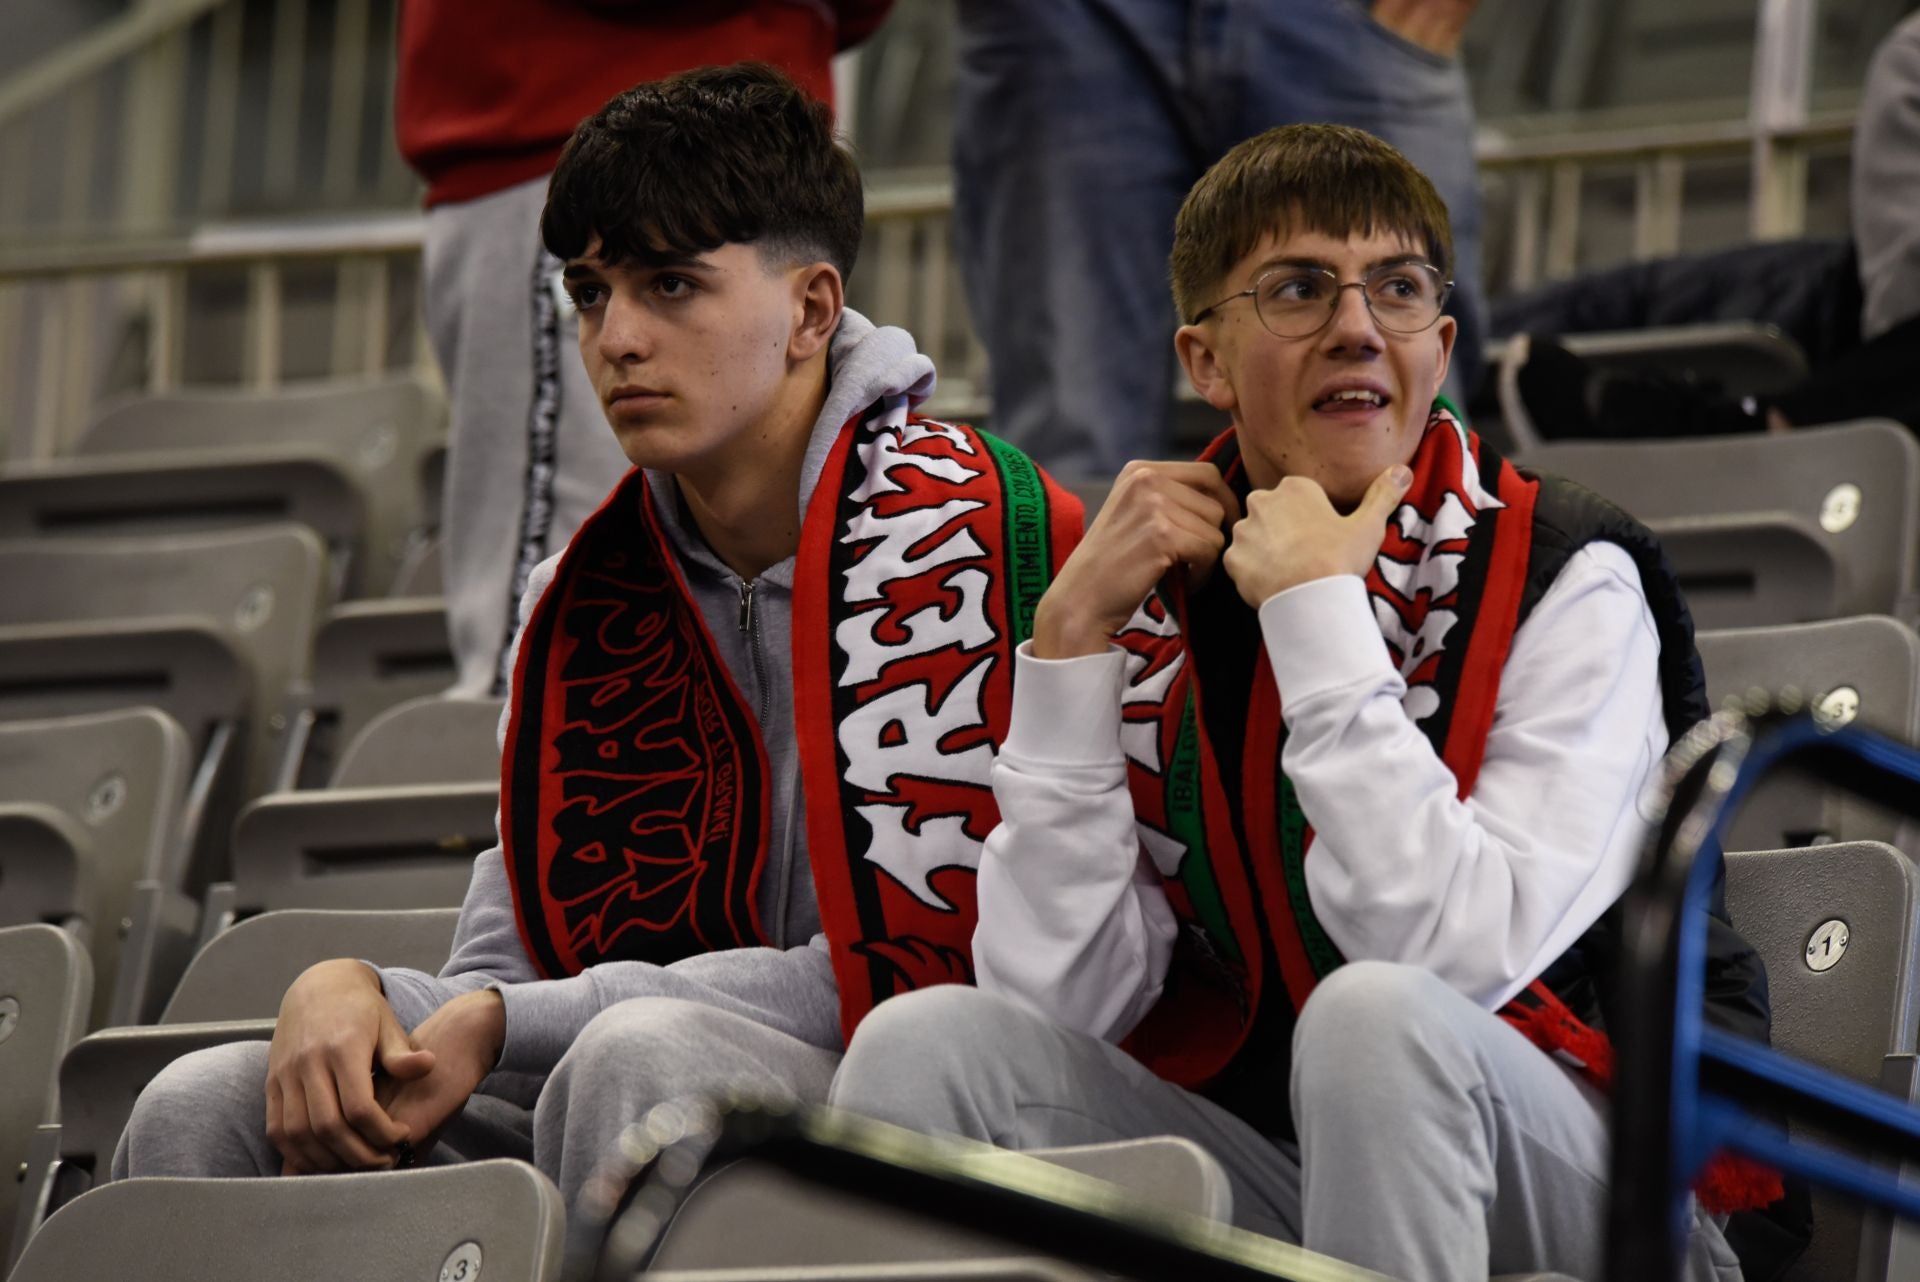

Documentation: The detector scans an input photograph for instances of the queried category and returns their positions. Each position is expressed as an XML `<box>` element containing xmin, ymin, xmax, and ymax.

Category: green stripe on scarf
<box><xmin>1167</xmin><ymin>692</ymin><xmax>1240</xmax><ymax>964</ymax></box>
<box><xmin>1277</xmin><ymin>767</ymin><xmax>1344</xmax><ymax>977</ymax></box>
<box><xmin>981</xmin><ymin>432</ymin><xmax>1052</xmax><ymax>646</ymax></box>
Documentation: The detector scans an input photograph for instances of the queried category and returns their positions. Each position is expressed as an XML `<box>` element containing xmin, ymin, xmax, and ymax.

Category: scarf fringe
<box><xmin>1501</xmin><ymin>990</ymin><xmax>1784</xmax><ymax>1215</ymax></box>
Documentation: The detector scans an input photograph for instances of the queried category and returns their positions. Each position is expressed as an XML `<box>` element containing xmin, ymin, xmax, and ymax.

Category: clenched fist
<box><xmin>1223</xmin><ymin>464</ymin><xmax>1412</xmax><ymax>609</ymax></box>
<box><xmin>1032</xmin><ymin>460</ymin><xmax>1242</xmax><ymax>658</ymax></box>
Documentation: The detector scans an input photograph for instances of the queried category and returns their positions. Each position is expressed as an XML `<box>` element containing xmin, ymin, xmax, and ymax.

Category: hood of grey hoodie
<box><xmin>641</xmin><ymin>307</ymin><xmax>936</xmax><ymax>947</ymax></box>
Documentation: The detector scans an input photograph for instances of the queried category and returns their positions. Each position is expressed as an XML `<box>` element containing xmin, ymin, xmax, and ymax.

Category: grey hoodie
<box><xmin>375</xmin><ymin>310</ymin><xmax>937</xmax><ymax>1099</ymax></box>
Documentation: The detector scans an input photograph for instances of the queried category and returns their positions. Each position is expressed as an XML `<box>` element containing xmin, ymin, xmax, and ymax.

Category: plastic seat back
<box><xmin>10</xmin><ymin>1160</ymin><xmax>562</xmax><ymax>1282</ymax></box>
<box><xmin>1725</xmin><ymin>843</ymin><xmax>1920</xmax><ymax>1282</ymax></box>
<box><xmin>281</xmin><ymin>604</ymin><xmax>459</xmax><ymax>787</ymax></box>
<box><xmin>1700</xmin><ymin>616</ymin><xmax>1920</xmax><ymax>853</ymax></box>
<box><xmin>80</xmin><ymin>376</ymin><xmax>447</xmax><ymax>597</ymax></box>
<box><xmin>0</xmin><ymin>926</ymin><xmax>90</xmax><ymax>1268</ymax></box>
<box><xmin>1518</xmin><ymin>420</ymin><xmax>1920</xmax><ymax>627</ymax></box>
<box><xmin>0</xmin><ymin>526</ymin><xmax>327</xmax><ymax>808</ymax></box>
<box><xmin>0</xmin><ymin>710</ymin><xmax>190</xmax><ymax>1026</ymax></box>
<box><xmin>161</xmin><ymin>906</ymin><xmax>461</xmax><ymax>1023</ymax></box>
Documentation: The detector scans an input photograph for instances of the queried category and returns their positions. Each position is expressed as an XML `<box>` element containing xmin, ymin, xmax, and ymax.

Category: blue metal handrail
<box><xmin>1608</xmin><ymin>709</ymin><xmax>1920</xmax><ymax>1282</ymax></box>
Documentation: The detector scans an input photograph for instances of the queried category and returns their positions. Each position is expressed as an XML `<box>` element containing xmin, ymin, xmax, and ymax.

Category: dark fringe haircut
<box><xmin>1170</xmin><ymin>124</ymin><xmax>1454</xmax><ymax>324</ymax></box>
<box><xmin>541</xmin><ymin>62</ymin><xmax>864</xmax><ymax>280</ymax></box>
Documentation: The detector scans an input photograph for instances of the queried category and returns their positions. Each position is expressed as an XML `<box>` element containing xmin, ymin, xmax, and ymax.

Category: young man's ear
<box><xmin>1430</xmin><ymin>313</ymin><xmax>1457</xmax><ymax>400</ymax></box>
<box><xmin>1175</xmin><ymin>322</ymin><xmax>1238</xmax><ymax>414</ymax></box>
<box><xmin>789</xmin><ymin>262</ymin><xmax>844</xmax><ymax>363</ymax></box>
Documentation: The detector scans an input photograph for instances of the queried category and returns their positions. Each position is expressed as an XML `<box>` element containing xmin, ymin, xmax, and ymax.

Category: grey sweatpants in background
<box><xmin>112</xmin><ymin>997</ymin><xmax>840</xmax><ymax>1224</ymax></box>
<box><xmin>422</xmin><ymin>175</ymin><xmax>632</xmax><ymax>697</ymax></box>
<box><xmin>830</xmin><ymin>961</ymin><xmax>1744</xmax><ymax>1282</ymax></box>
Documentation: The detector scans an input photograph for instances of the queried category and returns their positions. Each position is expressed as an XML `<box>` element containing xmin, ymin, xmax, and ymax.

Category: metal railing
<box><xmin>0</xmin><ymin>0</ymin><xmax>1887</xmax><ymax>460</ymax></box>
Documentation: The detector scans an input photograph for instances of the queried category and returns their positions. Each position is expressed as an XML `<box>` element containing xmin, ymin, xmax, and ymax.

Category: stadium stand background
<box><xmin>0</xmin><ymin>0</ymin><xmax>1913</xmax><ymax>455</ymax></box>
<box><xmin>5</xmin><ymin>3</ymin><xmax>1920</xmax><ymax>1281</ymax></box>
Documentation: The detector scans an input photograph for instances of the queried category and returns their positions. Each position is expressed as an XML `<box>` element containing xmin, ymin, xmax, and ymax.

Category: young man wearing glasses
<box><xmin>830</xmin><ymin>124</ymin><xmax>1792</xmax><ymax>1280</ymax></box>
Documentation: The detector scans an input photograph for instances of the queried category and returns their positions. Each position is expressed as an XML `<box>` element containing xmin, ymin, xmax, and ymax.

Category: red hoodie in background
<box><xmin>396</xmin><ymin>0</ymin><xmax>893</xmax><ymax>208</ymax></box>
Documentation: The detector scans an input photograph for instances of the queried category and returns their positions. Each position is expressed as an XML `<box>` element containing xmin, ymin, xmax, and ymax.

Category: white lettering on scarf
<box><xmin>1117</xmin><ymin>597</ymin><xmax>1188</xmax><ymax>867</ymax></box>
<box><xmin>835</xmin><ymin>567</ymin><xmax>997</xmax><ymax>687</ymax></box>
<box><xmin>834</xmin><ymin>400</ymin><xmax>1001</xmax><ymax>910</ymax></box>
<box><xmin>840</xmin><ymin>499</ymin><xmax>988</xmax><ymax>605</ymax></box>
<box><xmin>1372</xmin><ymin>412</ymin><xmax>1503</xmax><ymax>723</ymax></box>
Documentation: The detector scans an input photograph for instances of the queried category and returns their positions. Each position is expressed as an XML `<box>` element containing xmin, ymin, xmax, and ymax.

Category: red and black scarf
<box><xmin>500</xmin><ymin>398</ymin><xmax>1082</xmax><ymax>1042</ymax></box>
<box><xmin>1114</xmin><ymin>404</ymin><xmax>1775</xmax><ymax>1212</ymax></box>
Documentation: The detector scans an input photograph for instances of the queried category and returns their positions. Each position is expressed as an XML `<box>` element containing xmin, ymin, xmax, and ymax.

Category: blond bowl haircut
<box><xmin>1169</xmin><ymin>123</ymin><xmax>1455</xmax><ymax>326</ymax></box>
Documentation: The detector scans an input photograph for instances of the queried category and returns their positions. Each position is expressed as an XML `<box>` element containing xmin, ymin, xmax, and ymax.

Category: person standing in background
<box><xmin>951</xmin><ymin>0</ymin><xmax>1483</xmax><ymax>480</ymax></box>
<box><xmin>396</xmin><ymin>0</ymin><xmax>894</xmax><ymax>695</ymax></box>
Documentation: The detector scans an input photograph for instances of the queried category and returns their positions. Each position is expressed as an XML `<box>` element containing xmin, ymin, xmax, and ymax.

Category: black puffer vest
<box><xmin>1522</xmin><ymin>471</ymin><xmax>1810</xmax><ymax>1278</ymax></box>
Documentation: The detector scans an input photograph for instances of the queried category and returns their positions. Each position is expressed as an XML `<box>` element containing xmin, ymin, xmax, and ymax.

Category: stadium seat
<box><xmin>0</xmin><ymin>448</ymin><xmax>362</xmax><ymax>596</ymax></box>
<box><xmin>648</xmin><ymin>1139</ymin><xmax>1233</xmax><ymax>1272</ymax></box>
<box><xmin>0</xmin><ymin>926</ymin><xmax>91</xmax><ymax>1270</ymax></box>
<box><xmin>78</xmin><ymin>376</ymin><xmax>448</xmax><ymax>598</ymax></box>
<box><xmin>1723</xmin><ymin>843</ymin><xmax>1920</xmax><ymax>1282</ymax></box>
<box><xmin>198</xmin><ymin>783</ymin><xmax>495</xmax><ymax>940</ymax></box>
<box><xmin>0</xmin><ymin>525</ymin><xmax>327</xmax><ymax>840</ymax></box>
<box><xmin>8</xmin><ymin>1160</ymin><xmax>563</xmax><ymax>1282</ymax></box>
<box><xmin>161</xmin><ymin>905</ymin><xmax>460</xmax><ymax>1022</ymax></box>
<box><xmin>331</xmin><ymin>694</ymin><xmax>503</xmax><ymax>787</ymax></box>
<box><xmin>277</xmin><ymin>599</ymin><xmax>457</xmax><ymax>788</ymax></box>
<box><xmin>9</xmin><ymin>906</ymin><xmax>461</xmax><ymax>1262</ymax></box>
<box><xmin>1518</xmin><ymin>420</ymin><xmax>1920</xmax><ymax>628</ymax></box>
<box><xmin>1699</xmin><ymin>616</ymin><xmax>1920</xmax><ymax>854</ymax></box>
<box><xmin>628</xmin><ymin>1110</ymin><xmax>1568</xmax><ymax>1282</ymax></box>
<box><xmin>0</xmin><ymin>710</ymin><xmax>192</xmax><ymax>1028</ymax></box>
<box><xmin>1494</xmin><ymin>322</ymin><xmax>1811</xmax><ymax>450</ymax></box>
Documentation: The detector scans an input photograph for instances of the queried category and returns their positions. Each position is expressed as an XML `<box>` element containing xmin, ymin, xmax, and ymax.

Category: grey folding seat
<box><xmin>1517</xmin><ymin>420</ymin><xmax>1920</xmax><ymax>629</ymax></box>
<box><xmin>331</xmin><ymin>694</ymin><xmax>504</xmax><ymax>788</ymax></box>
<box><xmin>9</xmin><ymin>1160</ymin><xmax>563</xmax><ymax>1282</ymax></box>
<box><xmin>160</xmin><ymin>905</ymin><xmax>461</xmax><ymax>1022</ymax></box>
<box><xmin>200</xmin><ymin>776</ymin><xmax>496</xmax><ymax>941</ymax></box>
<box><xmin>205</xmin><ymin>692</ymin><xmax>500</xmax><ymax>952</ymax></box>
<box><xmin>648</xmin><ymin>1138</ymin><xmax>1235</xmax><ymax>1274</ymax></box>
<box><xmin>1495</xmin><ymin>322</ymin><xmax>1810</xmax><ymax>451</ymax></box>
<box><xmin>277</xmin><ymin>599</ymin><xmax>457</xmax><ymax>788</ymax></box>
<box><xmin>0</xmin><ymin>710</ymin><xmax>191</xmax><ymax>1028</ymax></box>
<box><xmin>10</xmin><ymin>907</ymin><xmax>460</xmax><ymax>1265</ymax></box>
<box><xmin>1723</xmin><ymin>843</ymin><xmax>1920</xmax><ymax>1282</ymax></box>
<box><xmin>0</xmin><ymin>448</ymin><xmax>362</xmax><ymax>596</ymax></box>
<box><xmin>0</xmin><ymin>525</ymin><xmax>327</xmax><ymax>845</ymax></box>
<box><xmin>1698</xmin><ymin>616</ymin><xmax>1920</xmax><ymax>854</ymax></box>
<box><xmin>632</xmin><ymin>1124</ymin><xmax>1559</xmax><ymax>1282</ymax></box>
<box><xmin>79</xmin><ymin>375</ymin><xmax>448</xmax><ymax>598</ymax></box>
<box><xmin>0</xmin><ymin>926</ymin><xmax>91</xmax><ymax>1270</ymax></box>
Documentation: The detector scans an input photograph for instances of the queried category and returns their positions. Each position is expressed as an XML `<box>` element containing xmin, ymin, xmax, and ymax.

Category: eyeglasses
<box><xmin>1190</xmin><ymin>261</ymin><xmax>1453</xmax><ymax>338</ymax></box>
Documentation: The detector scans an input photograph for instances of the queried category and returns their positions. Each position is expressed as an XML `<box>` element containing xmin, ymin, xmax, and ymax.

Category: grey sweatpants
<box><xmin>830</xmin><ymin>962</ymin><xmax>1744</xmax><ymax>1282</ymax></box>
<box><xmin>423</xmin><ymin>175</ymin><xmax>632</xmax><ymax>697</ymax></box>
<box><xmin>112</xmin><ymin>997</ymin><xmax>840</xmax><ymax>1220</ymax></box>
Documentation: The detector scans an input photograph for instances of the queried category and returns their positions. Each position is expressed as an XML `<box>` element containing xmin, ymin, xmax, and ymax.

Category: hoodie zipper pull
<box><xmin>738</xmin><ymin>578</ymin><xmax>756</xmax><ymax>635</ymax></box>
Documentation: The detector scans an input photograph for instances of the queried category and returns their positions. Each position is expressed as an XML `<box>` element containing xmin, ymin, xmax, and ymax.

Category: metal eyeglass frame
<box><xmin>1189</xmin><ymin>262</ymin><xmax>1455</xmax><ymax>337</ymax></box>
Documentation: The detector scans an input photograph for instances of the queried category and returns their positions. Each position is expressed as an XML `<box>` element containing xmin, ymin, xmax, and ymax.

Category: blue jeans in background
<box><xmin>953</xmin><ymin>0</ymin><xmax>1485</xmax><ymax>477</ymax></box>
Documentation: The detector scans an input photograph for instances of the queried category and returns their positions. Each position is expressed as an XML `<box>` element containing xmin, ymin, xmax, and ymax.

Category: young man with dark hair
<box><xmin>399</xmin><ymin>0</ymin><xmax>895</xmax><ymax>698</ymax></box>
<box><xmin>114</xmin><ymin>63</ymin><xmax>1080</xmax><ymax>1218</ymax></box>
<box><xmin>831</xmin><ymin>124</ymin><xmax>1785</xmax><ymax>1280</ymax></box>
